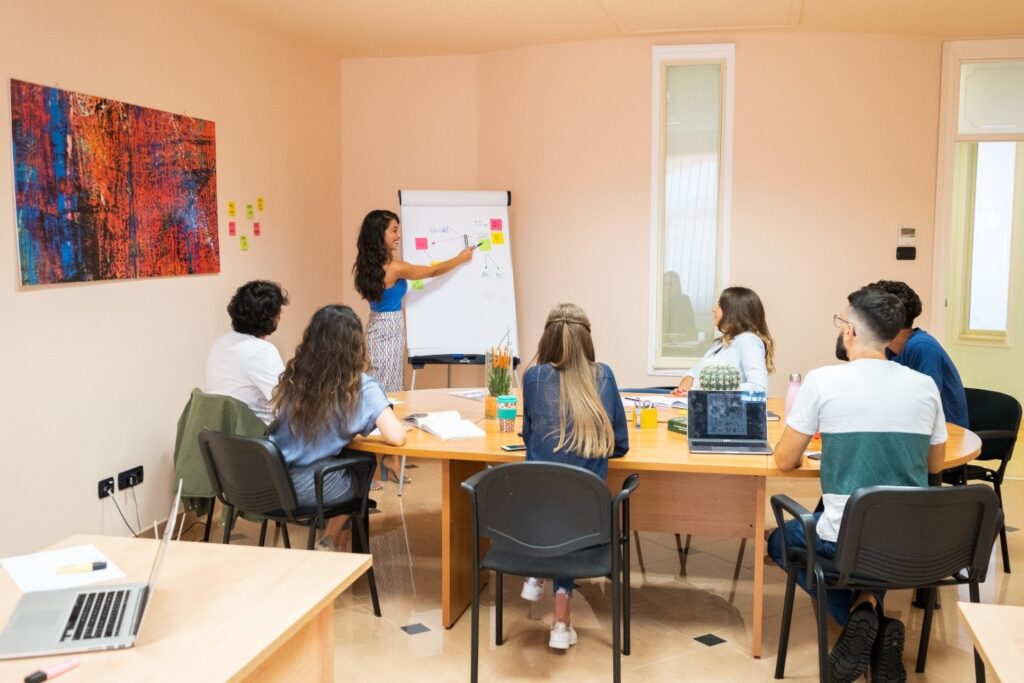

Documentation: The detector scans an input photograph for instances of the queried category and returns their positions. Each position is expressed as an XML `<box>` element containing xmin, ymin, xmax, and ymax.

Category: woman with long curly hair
<box><xmin>672</xmin><ymin>286</ymin><xmax>775</xmax><ymax>396</ymax></box>
<box><xmin>353</xmin><ymin>209</ymin><xmax>473</xmax><ymax>483</ymax></box>
<box><xmin>269</xmin><ymin>305</ymin><xmax>408</xmax><ymax>550</ymax></box>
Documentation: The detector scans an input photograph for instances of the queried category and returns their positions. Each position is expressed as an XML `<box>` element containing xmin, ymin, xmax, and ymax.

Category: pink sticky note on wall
<box><xmin>228</xmin><ymin>221</ymin><xmax>236</xmax><ymax>237</ymax></box>
<box><xmin>253</xmin><ymin>222</ymin><xmax>261</xmax><ymax>237</ymax></box>
<box><xmin>415</xmin><ymin>237</ymin><xmax>428</xmax><ymax>250</ymax></box>
<box><xmin>490</xmin><ymin>218</ymin><xmax>502</xmax><ymax>230</ymax></box>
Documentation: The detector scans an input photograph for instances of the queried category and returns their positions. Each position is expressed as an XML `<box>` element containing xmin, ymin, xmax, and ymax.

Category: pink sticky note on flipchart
<box><xmin>253</xmin><ymin>222</ymin><xmax>261</xmax><ymax>237</ymax></box>
<box><xmin>228</xmin><ymin>221</ymin><xmax>236</xmax><ymax>237</ymax></box>
<box><xmin>415</xmin><ymin>237</ymin><xmax>428</xmax><ymax>250</ymax></box>
<box><xmin>490</xmin><ymin>218</ymin><xmax>502</xmax><ymax>230</ymax></box>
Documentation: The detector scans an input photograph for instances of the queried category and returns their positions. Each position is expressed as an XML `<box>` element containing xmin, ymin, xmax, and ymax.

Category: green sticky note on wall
<box><xmin>240</xmin><ymin>236</ymin><xmax>249</xmax><ymax>251</ymax></box>
<box><xmin>411</xmin><ymin>279</ymin><xmax>424</xmax><ymax>290</ymax></box>
<box><xmin>477</xmin><ymin>237</ymin><xmax>492</xmax><ymax>252</ymax></box>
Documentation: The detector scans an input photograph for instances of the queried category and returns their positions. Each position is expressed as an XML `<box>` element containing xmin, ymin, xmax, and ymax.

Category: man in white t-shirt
<box><xmin>204</xmin><ymin>280</ymin><xmax>289</xmax><ymax>424</ymax></box>
<box><xmin>768</xmin><ymin>286</ymin><xmax>947</xmax><ymax>683</ymax></box>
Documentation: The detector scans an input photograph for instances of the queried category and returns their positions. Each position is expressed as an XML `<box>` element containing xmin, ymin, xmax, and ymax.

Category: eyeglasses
<box><xmin>833</xmin><ymin>314</ymin><xmax>851</xmax><ymax>329</ymax></box>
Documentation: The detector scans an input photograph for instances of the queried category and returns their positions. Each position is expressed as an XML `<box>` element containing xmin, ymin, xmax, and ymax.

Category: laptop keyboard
<box><xmin>691</xmin><ymin>440</ymin><xmax>770</xmax><ymax>451</ymax></box>
<box><xmin>61</xmin><ymin>589</ymin><xmax>129</xmax><ymax>642</ymax></box>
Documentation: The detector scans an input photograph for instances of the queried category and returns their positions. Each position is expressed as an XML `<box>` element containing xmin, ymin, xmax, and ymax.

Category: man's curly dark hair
<box><xmin>227</xmin><ymin>280</ymin><xmax>289</xmax><ymax>337</ymax></box>
<box><xmin>868</xmin><ymin>280</ymin><xmax>921</xmax><ymax>328</ymax></box>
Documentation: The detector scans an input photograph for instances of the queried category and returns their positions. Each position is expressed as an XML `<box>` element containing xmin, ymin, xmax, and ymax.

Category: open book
<box><xmin>404</xmin><ymin>411</ymin><xmax>486</xmax><ymax>440</ymax></box>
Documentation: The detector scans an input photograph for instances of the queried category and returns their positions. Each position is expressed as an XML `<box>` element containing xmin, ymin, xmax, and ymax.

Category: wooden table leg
<box><xmin>245</xmin><ymin>603</ymin><xmax>334</xmax><ymax>681</ymax></box>
<box><xmin>442</xmin><ymin>459</ymin><xmax>488</xmax><ymax>628</ymax></box>
<box><xmin>752</xmin><ymin>476</ymin><xmax>766</xmax><ymax>658</ymax></box>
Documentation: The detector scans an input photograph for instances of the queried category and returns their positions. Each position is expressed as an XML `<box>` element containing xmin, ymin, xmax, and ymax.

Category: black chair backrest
<box><xmin>470</xmin><ymin>462</ymin><xmax>612</xmax><ymax>557</ymax></box>
<box><xmin>197</xmin><ymin>429</ymin><xmax>299</xmax><ymax>515</ymax></box>
<box><xmin>965</xmin><ymin>387</ymin><xmax>1022</xmax><ymax>462</ymax></box>
<box><xmin>834</xmin><ymin>485</ymin><xmax>1001</xmax><ymax>587</ymax></box>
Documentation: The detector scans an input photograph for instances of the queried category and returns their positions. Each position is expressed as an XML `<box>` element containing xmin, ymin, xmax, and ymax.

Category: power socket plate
<box><xmin>98</xmin><ymin>477</ymin><xmax>114</xmax><ymax>499</ymax></box>
<box><xmin>117</xmin><ymin>465</ymin><xmax>144</xmax><ymax>490</ymax></box>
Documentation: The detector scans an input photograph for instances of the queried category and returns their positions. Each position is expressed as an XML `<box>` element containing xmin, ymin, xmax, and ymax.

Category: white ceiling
<box><xmin>207</xmin><ymin>0</ymin><xmax>1024</xmax><ymax>58</ymax></box>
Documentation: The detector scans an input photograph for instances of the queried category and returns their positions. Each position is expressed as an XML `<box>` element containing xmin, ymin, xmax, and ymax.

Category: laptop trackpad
<box><xmin>14</xmin><ymin>609</ymin><xmax>61</xmax><ymax>629</ymax></box>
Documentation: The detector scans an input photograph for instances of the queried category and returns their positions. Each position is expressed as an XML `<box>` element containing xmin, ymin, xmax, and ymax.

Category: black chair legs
<box><xmin>775</xmin><ymin>568</ymin><xmax>798</xmax><ymax>679</ymax></box>
<box><xmin>203</xmin><ymin>501</ymin><xmax>215</xmax><ymax>542</ymax></box>
<box><xmin>221</xmin><ymin>505</ymin><xmax>235</xmax><ymax>544</ymax></box>
<box><xmin>258</xmin><ymin>519</ymin><xmax>268</xmax><ymax>547</ymax></box>
<box><xmin>495</xmin><ymin>572</ymin><xmax>504</xmax><ymax>646</ymax></box>
<box><xmin>916</xmin><ymin>587</ymin><xmax>937</xmax><ymax>673</ymax></box>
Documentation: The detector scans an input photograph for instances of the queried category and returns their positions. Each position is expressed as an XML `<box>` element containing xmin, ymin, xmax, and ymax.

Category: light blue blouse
<box><xmin>686</xmin><ymin>331</ymin><xmax>769</xmax><ymax>393</ymax></box>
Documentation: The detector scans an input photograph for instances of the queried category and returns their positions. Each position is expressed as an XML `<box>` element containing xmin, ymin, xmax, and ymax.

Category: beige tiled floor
<box><xmin>194</xmin><ymin>466</ymin><xmax>1023</xmax><ymax>682</ymax></box>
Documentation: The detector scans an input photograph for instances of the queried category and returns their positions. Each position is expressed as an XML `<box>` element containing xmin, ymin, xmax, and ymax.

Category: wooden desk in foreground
<box><xmin>957</xmin><ymin>602</ymin><xmax>1024</xmax><ymax>683</ymax></box>
<box><xmin>351</xmin><ymin>390</ymin><xmax>981</xmax><ymax>658</ymax></box>
<box><xmin>0</xmin><ymin>534</ymin><xmax>371</xmax><ymax>682</ymax></box>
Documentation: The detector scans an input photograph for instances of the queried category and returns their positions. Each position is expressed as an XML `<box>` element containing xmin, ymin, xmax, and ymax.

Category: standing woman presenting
<box><xmin>353</xmin><ymin>209</ymin><xmax>474</xmax><ymax>484</ymax></box>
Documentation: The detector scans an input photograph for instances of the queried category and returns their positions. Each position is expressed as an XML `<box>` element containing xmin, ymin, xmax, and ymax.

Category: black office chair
<box><xmin>772</xmin><ymin>485</ymin><xmax>1002</xmax><ymax>683</ymax></box>
<box><xmin>197</xmin><ymin>429</ymin><xmax>382</xmax><ymax>616</ymax></box>
<box><xmin>942</xmin><ymin>388</ymin><xmax>1021</xmax><ymax>573</ymax></box>
<box><xmin>462</xmin><ymin>463</ymin><xmax>639</xmax><ymax>683</ymax></box>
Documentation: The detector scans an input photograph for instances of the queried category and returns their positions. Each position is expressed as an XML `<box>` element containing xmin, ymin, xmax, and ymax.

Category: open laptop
<box><xmin>687</xmin><ymin>390</ymin><xmax>773</xmax><ymax>455</ymax></box>
<box><xmin>0</xmin><ymin>480</ymin><xmax>182</xmax><ymax>659</ymax></box>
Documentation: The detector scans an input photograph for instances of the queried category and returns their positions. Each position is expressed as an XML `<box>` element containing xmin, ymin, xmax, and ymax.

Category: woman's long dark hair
<box><xmin>353</xmin><ymin>209</ymin><xmax>399</xmax><ymax>302</ymax></box>
<box><xmin>270</xmin><ymin>305</ymin><xmax>367</xmax><ymax>441</ymax></box>
<box><xmin>717</xmin><ymin>286</ymin><xmax>776</xmax><ymax>373</ymax></box>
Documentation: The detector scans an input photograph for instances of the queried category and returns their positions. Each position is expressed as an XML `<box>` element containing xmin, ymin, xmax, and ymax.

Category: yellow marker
<box><xmin>227</xmin><ymin>201</ymin><xmax>236</xmax><ymax>217</ymax></box>
<box><xmin>491</xmin><ymin>232</ymin><xmax>505</xmax><ymax>245</ymax></box>
<box><xmin>240</xmin><ymin>236</ymin><xmax>249</xmax><ymax>251</ymax></box>
<box><xmin>57</xmin><ymin>561</ymin><xmax>107</xmax><ymax>575</ymax></box>
<box><xmin>411</xmin><ymin>279</ymin><xmax>424</xmax><ymax>290</ymax></box>
<box><xmin>257</xmin><ymin>197</ymin><xmax>264</xmax><ymax>211</ymax></box>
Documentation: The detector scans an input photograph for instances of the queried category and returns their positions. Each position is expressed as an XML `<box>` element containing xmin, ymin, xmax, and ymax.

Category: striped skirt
<box><xmin>366</xmin><ymin>310</ymin><xmax>405</xmax><ymax>392</ymax></box>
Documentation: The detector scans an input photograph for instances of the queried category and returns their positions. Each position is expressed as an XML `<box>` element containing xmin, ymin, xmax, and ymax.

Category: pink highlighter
<box><xmin>24</xmin><ymin>657</ymin><xmax>79</xmax><ymax>683</ymax></box>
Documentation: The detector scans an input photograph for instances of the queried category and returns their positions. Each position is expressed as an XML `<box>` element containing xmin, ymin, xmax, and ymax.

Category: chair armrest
<box><xmin>460</xmin><ymin>468</ymin><xmax>490</xmax><ymax>496</ymax></box>
<box><xmin>974</xmin><ymin>429</ymin><xmax>1018</xmax><ymax>443</ymax></box>
<box><xmin>612</xmin><ymin>473</ymin><xmax>640</xmax><ymax>511</ymax></box>
<box><xmin>312</xmin><ymin>452</ymin><xmax>377</xmax><ymax>523</ymax></box>
<box><xmin>769</xmin><ymin>494</ymin><xmax>819</xmax><ymax>578</ymax></box>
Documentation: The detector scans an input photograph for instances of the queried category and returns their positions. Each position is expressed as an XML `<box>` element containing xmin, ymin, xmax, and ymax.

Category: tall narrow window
<box><xmin>650</xmin><ymin>45</ymin><xmax>734</xmax><ymax>372</ymax></box>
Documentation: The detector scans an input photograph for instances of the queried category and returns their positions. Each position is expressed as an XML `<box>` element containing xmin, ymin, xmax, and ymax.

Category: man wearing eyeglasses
<box><xmin>768</xmin><ymin>286</ymin><xmax>948</xmax><ymax>683</ymax></box>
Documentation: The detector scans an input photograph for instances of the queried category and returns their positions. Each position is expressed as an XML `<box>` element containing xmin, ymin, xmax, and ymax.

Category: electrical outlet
<box><xmin>97</xmin><ymin>477</ymin><xmax>115</xmax><ymax>499</ymax></box>
<box><xmin>117</xmin><ymin>465</ymin><xmax>144</xmax><ymax>490</ymax></box>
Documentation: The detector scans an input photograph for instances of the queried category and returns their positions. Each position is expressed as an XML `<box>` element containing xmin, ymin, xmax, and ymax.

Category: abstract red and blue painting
<box><xmin>11</xmin><ymin>79</ymin><xmax>220</xmax><ymax>285</ymax></box>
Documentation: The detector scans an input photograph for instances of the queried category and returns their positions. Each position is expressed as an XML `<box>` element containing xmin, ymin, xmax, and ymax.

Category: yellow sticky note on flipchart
<box><xmin>240</xmin><ymin>236</ymin><xmax>249</xmax><ymax>251</ymax></box>
<box><xmin>227</xmin><ymin>201</ymin><xmax>236</xmax><ymax>217</ymax></box>
<box><xmin>411</xmin><ymin>280</ymin><xmax>424</xmax><ymax>290</ymax></box>
<box><xmin>477</xmin><ymin>237</ymin><xmax>492</xmax><ymax>252</ymax></box>
<box><xmin>491</xmin><ymin>232</ymin><xmax>505</xmax><ymax>245</ymax></box>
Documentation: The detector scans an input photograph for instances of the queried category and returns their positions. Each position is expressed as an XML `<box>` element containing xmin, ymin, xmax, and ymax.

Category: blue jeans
<box><xmin>767</xmin><ymin>513</ymin><xmax>883</xmax><ymax>626</ymax></box>
<box><xmin>553</xmin><ymin>578</ymin><xmax>573</xmax><ymax>597</ymax></box>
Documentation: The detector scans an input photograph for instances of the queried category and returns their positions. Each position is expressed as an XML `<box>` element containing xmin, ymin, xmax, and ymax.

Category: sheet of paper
<box><xmin>449</xmin><ymin>388</ymin><xmax>487</xmax><ymax>401</ymax></box>
<box><xmin>386</xmin><ymin>397</ymin><xmax>405</xmax><ymax>405</ymax></box>
<box><xmin>1</xmin><ymin>544</ymin><xmax>126</xmax><ymax>593</ymax></box>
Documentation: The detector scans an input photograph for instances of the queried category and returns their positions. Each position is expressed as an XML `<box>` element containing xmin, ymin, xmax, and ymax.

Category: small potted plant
<box><xmin>485</xmin><ymin>345</ymin><xmax>512</xmax><ymax>418</ymax></box>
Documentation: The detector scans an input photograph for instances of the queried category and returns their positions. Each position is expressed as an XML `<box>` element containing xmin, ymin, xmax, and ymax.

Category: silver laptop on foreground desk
<box><xmin>687</xmin><ymin>390</ymin><xmax>773</xmax><ymax>455</ymax></box>
<box><xmin>0</xmin><ymin>480</ymin><xmax>182</xmax><ymax>659</ymax></box>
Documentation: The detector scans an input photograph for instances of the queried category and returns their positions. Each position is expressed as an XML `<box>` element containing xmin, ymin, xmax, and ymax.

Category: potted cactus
<box><xmin>698</xmin><ymin>363</ymin><xmax>741</xmax><ymax>391</ymax></box>
<box><xmin>485</xmin><ymin>345</ymin><xmax>512</xmax><ymax>418</ymax></box>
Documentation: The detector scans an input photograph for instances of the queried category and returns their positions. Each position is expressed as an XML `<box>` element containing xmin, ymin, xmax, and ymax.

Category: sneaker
<box><xmin>548</xmin><ymin>621</ymin><xmax>578</xmax><ymax>650</ymax></box>
<box><xmin>521</xmin><ymin>577</ymin><xmax>544</xmax><ymax>602</ymax></box>
<box><xmin>316</xmin><ymin>535</ymin><xmax>337</xmax><ymax>552</ymax></box>
<box><xmin>871</xmin><ymin>617</ymin><xmax>907</xmax><ymax>683</ymax></box>
<box><xmin>827</xmin><ymin>603</ymin><xmax>879</xmax><ymax>683</ymax></box>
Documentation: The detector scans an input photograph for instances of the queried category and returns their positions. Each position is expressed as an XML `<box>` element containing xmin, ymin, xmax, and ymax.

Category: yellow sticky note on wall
<box><xmin>257</xmin><ymin>197</ymin><xmax>264</xmax><ymax>211</ymax></box>
<box><xmin>246</xmin><ymin>204</ymin><xmax>254</xmax><ymax>219</ymax></box>
<box><xmin>491</xmin><ymin>232</ymin><xmax>505</xmax><ymax>245</ymax></box>
<box><xmin>227</xmin><ymin>201</ymin><xmax>236</xmax><ymax>217</ymax></box>
<box><xmin>240</xmin><ymin>235</ymin><xmax>249</xmax><ymax>251</ymax></box>
<box><xmin>411</xmin><ymin>280</ymin><xmax>424</xmax><ymax>290</ymax></box>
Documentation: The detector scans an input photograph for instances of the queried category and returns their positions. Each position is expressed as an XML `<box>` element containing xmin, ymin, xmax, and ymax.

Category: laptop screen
<box><xmin>688</xmin><ymin>391</ymin><xmax>767</xmax><ymax>440</ymax></box>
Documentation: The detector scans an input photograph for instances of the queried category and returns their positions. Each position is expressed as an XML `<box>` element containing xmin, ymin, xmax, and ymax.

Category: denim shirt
<box><xmin>522</xmin><ymin>362</ymin><xmax>629</xmax><ymax>480</ymax></box>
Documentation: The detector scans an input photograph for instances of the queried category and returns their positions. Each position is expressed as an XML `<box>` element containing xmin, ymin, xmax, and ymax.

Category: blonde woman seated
<box><xmin>519</xmin><ymin>303</ymin><xmax>630</xmax><ymax>649</ymax></box>
<box><xmin>672</xmin><ymin>286</ymin><xmax>775</xmax><ymax>396</ymax></box>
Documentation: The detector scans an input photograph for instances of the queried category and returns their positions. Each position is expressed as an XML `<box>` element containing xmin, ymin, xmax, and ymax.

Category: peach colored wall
<box><xmin>0</xmin><ymin>0</ymin><xmax>342</xmax><ymax>554</ymax></box>
<box><xmin>341</xmin><ymin>32</ymin><xmax>943</xmax><ymax>394</ymax></box>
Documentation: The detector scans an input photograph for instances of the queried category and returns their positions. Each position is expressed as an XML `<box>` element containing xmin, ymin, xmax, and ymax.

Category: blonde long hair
<box><xmin>531</xmin><ymin>303</ymin><xmax>614</xmax><ymax>458</ymax></box>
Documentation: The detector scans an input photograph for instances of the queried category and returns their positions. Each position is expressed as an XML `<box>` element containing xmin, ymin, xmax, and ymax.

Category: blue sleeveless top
<box><xmin>369</xmin><ymin>279</ymin><xmax>408</xmax><ymax>313</ymax></box>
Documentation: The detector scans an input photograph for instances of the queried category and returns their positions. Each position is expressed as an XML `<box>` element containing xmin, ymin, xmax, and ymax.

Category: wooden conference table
<box><xmin>957</xmin><ymin>602</ymin><xmax>1024</xmax><ymax>682</ymax></box>
<box><xmin>0</xmin><ymin>534</ymin><xmax>371</xmax><ymax>682</ymax></box>
<box><xmin>350</xmin><ymin>390</ymin><xmax>982</xmax><ymax>657</ymax></box>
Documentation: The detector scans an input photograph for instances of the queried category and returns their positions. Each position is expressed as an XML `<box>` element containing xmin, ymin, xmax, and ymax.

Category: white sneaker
<box><xmin>549</xmin><ymin>621</ymin><xmax>578</xmax><ymax>650</ymax></box>
<box><xmin>521</xmin><ymin>577</ymin><xmax>544</xmax><ymax>602</ymax></box>
<box><xmin>316</xmin><ymin>536</ymin><xmax>337</xmax><ymax>552</ymax></box>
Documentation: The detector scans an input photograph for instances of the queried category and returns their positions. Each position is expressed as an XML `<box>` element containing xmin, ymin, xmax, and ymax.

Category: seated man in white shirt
<box><xmin>768</xmin><ymin>286</ymin><xmax>947</xmax><ymax>683</ymax></box>
<box><xmin>204</xmin><ymin>280</ymin><xmax>289</xmax><ymax>424</ymax></box>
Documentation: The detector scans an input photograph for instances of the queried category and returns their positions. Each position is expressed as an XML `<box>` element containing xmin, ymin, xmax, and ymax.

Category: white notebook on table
<box><xmin>404</xmin><ymin>411</ymin><xmax>485</xmax><ymax>440</ymax></box>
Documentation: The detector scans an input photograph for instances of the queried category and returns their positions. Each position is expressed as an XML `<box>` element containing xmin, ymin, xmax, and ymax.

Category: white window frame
<box><xmin>648</xmin><ymin>44</ymin><xmax>735</xmax><ymax>375</ymax></box>
<box><xmin>932</xmin><ymin>39</ymin><xmax>1024</xmax><ymax>347</ymax></box>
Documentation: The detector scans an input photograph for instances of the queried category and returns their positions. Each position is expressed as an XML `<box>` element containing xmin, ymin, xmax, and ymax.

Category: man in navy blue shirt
<box><xmin>870</xmin><ymin>281</ymin><xmax>969</xmax><ymax>428</ymax></box>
